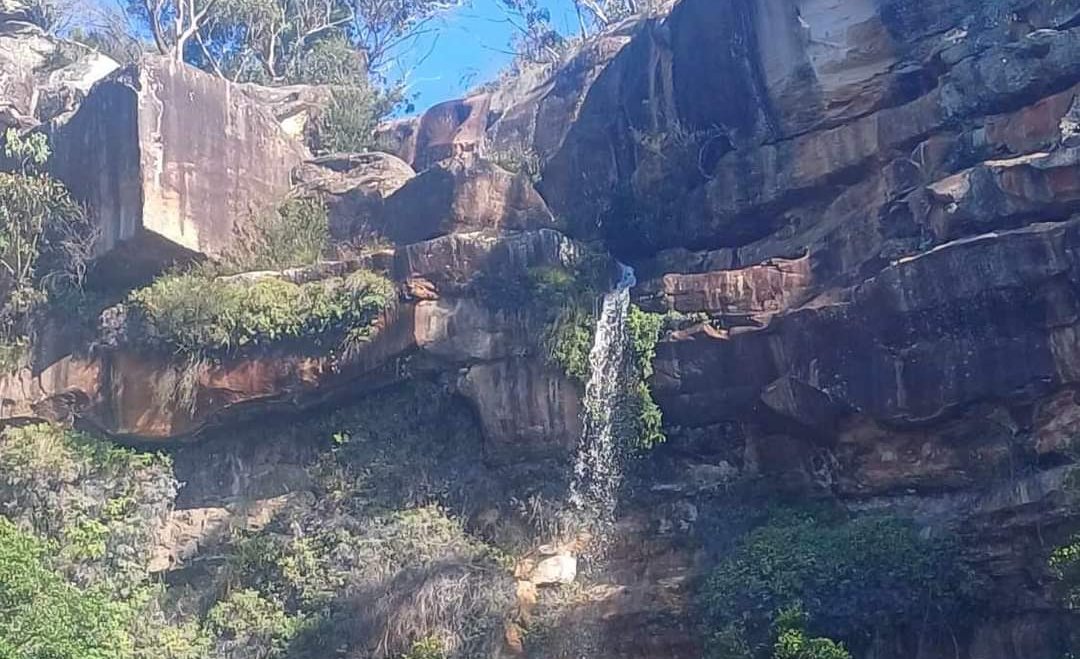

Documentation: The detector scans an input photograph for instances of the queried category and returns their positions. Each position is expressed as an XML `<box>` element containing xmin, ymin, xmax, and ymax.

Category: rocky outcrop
<box><xmin>376</xmin><ymin>156</ymin><xmax>555</xmax><ymax>245</ymax></box>
<box><xmin>0</xmin><ymin>4</ymin><xmax>118</xmax><ymax>131</ymax></box>
<box><xmin>0</xmin><ymin>231</ymin><xmax>584</xmax><ymax>461</ymax></box>
<box><xmin>294</xmin><ymin>151</ymin><xmax>416</xmax><ymax>239</ymax></box>
<box><xmin>359</xmin><ymin>0</ymin><xmax>1080</xmax><ymax>655</ymax></box>
<box><xmin>237</xmin><ymin>82</ymin><xmax>332</xmax><ymax>143</ymax></box>
<box><xmin>379</xmin><ymin>16</ymin><xmax>650</xmax><ymax>174</ymax></box>
<box><xmin>49</xmin><ymin>56</ymin><xmax>308</xmax><ymax>283</ymax></box>
<box><xmin>542</xmin><ymin>1</ymin><xmax>1080</xmax><ymax>655</ymax></box>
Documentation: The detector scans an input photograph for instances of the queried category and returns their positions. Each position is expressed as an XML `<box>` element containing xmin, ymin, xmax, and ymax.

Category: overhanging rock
<box><xmin>51</xmin><ymin>55</ymin><xmax>308</xmax><ymax>283</ymax></box>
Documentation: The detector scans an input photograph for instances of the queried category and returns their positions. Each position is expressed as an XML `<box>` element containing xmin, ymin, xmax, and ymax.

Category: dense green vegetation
<box><xmin>314</xmin><ymin>86</ymin><xmax>402</xmax><ymax>155</ymax></box>
<box><xmin>479</xmin><ymin>255</ymin><xmax>605</xmax><ymax>381</ymax></box>
<box><xmin>0</xmin><ymin>424</ymin><xmax>176</xmax><ymax>585</ymax></box>
<box><xmin>121</xmin><ymin>196</ymin><xmax>394</xmax><ymax>359</ymax></box>
<box><xmin>127</xmin><ymin>269</ymin><xmax>394</xmax><ymax>357</ymax></box>
<box><xmin>770</xmin><ymin>608</ymin><xmax>850</xmax><ymax>659</ymax></box>
<box><xmin>626</xmin><ymin>305</ymin><xmax>664</xmax><ymax>449</ymax></box>
<box><xmin>542</xmin><ymin>304</ymin><xmax>594</xmax><ymax>384</ymax></box>
<box><xmin>0</xmin><ymin>130</ymin><xmax>93</xmax><ymax>371</ymax></box>
<box><xmin>0</xmin><ymin>423</ymin><xmax>186</xmax><ymax>659</ymax></box>
<box><xmin>193</xmin><ymin>383</ymin><xmax>516</xmax><ymax>659</ymax></box>
<box><xmin>0</xmin><ymin>517</ymin><xmax>137</xmax><ymax>659</ymax></box>
<box><xmin>0</xmin><ymin>385</ymin><xmax>517</xmax><ymax>659</ymax></box>
<box><xmin>478</xmin><ymin>249</ymin><xmax>668</xmax><ymax>450</ymax></box>
<box><xmin>699</xmin><ymin>507</ymin><xmax>983</xmax><ymax>659</ymax></box>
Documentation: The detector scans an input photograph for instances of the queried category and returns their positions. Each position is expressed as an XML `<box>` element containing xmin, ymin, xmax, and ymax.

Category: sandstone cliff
<box><xmin>2</xmin><ymin>0</ymin><xmax>1080</xmax><ymax>658</ymax></box>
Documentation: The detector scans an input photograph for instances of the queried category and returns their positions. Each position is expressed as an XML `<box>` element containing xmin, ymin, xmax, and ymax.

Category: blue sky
<box><xmin>87</xmin><ymin>0</ymin><xmax>580</xmax><ymax>113</ymax></box>
<box><xmin>390</xmin><ymin>0</ymin><xmax>581</xmax><ymax>112</ymax></box>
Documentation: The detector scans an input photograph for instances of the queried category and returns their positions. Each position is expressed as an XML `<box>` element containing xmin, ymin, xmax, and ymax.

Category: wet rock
<box><xmin>654</xmin><ymin>219</ymin><xmax>1080</xmax><ymax>429</ymax></box>
<box><xmin>636</xmin><ymin>255</ymin><xmax>811</xmax><ymax>318</ymax></box>
<box><xmin>459</xmin><ymin>359</ymin><xmax>584</xmax><ymax>464</ymax></box>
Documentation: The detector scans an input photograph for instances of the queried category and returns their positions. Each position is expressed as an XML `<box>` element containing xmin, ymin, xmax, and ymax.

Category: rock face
<box><xmin>0</xmin><ymin>230</ymin><xmax>584</xmax><ymax>465</ymax></box>
<box><xmin>356</xmin><ymin>0</ymin><xmax>1080</xmax><ymax>656</ymax></box>
<box><xmin>381</xmin><ymin>17</ymin><xmax>649</xmax><ymax>172</ymax></box>
<box><xmin>293</xmin><ymin>151</ymin><xmax>416</xmax><ymax>239</ymax></box>
<box><xmin>554</xmin><ymin>0</ymin><xmax>1080</xmax><ymax>656</ymax></box>
<box><xmin>49</xmin><ymin>56</ymin><xmax>308</xmax><ymax>282</ymax></box>
<box><xmin>0</xmin><ymin>7</ymin><xmax>118</xmax><ymax>130</ymax></box>
<box><xmin>376</xmin><ymin>155</ymin><xmax>555</xmax><ymax>245</ymax></box>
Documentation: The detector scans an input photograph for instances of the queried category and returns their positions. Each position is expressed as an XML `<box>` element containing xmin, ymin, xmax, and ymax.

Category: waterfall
<box><xmin>568</xmin><ymin>262</ymin><xmax>637</xmax><ymax>538</ymax></box>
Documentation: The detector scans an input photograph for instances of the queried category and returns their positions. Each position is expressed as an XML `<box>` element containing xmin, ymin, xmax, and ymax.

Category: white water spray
<box><xmin>568</xmin><ymin>263</ymin><xmax>636</xmax><ymax>532</ymax></box>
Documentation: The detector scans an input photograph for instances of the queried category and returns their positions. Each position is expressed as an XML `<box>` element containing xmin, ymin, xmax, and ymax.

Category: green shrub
<box><xmin>1051</xmin><ymin>533</ymin><xmax>1080</xmax><ymax>611</ymax></box>
<box><xmin>0</xmin><ymin>337</ymin><xmax>29</xmax><ymax>372</ymax></box>
<box><xmin>223</xmin><ymin>503</ymin><xmax>513</xmax><ymax>659</ymax></box>
<box><xmin>0</xmin><ymin>133</ymin><xmax>93</xmax><ymax>372</ymax></box>
<box><xmin>0</xmin><ymin>423</ymin><xmax>176</xmax><ymax>586</ymax></box>
<box><xmin>627</xmin><ymin>305</ymin><xmax>665</xmax><ymax>448</ymax></box>
<box><xmin>0</xmin><ymin>517</ymin><xmax>138</xmax><ymax>659</ymax></box>
<box><xmin>127</xmin><ymin>269</ymin><xmax>394</xmax><ymax>357</ymax></box>
<box><xmin>315</xmin><ymin>85</ymin><xmax>402</xmax><ymax>155</ymax></box>
<box><xmin>226</xmin><ymin>198</ymin><xmax>329</xmax><ymax>273</ymax></box>
<box><xmin>699</xmin><ymin>508</ymin><xmax>982</xmax><ymax>657</ymax></box>
<box><xmin>771</xmin><ymin>608</ymin><xmax>850</xmax><ymax>659</ymax></box>
<box><xmin>4</xmin><ymin>127</ymin><xmax>50</xmax><ymax>169</ymax></box>
<box><xmin>206</xmin><ymin>589</ymin><xmax>304</xmax><ymax>659</ymax></box>
<box><xmin>286</xmin><ymin>35</ymin><xmax>367</xmax><ymax>86</ymax></box>
<box><xmin>542</xmin><ymin>305</ymin><xmax>594</xmax><ymax>384</ymax></box>
<box><xmin>402</xmin><ymin>636</ymin><xmax>447</xmax><ymax>659</ymax></box>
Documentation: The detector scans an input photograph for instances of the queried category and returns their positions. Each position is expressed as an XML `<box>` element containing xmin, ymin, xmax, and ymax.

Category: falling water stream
<box><xmin>568</xmin><ymin>262</ymin><xmax>637</xmax><ymax>547</ymax></box>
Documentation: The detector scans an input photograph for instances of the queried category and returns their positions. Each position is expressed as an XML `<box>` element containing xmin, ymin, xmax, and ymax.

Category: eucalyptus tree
<box><xmin>125</xmin><ymin>0</ymin><xmax>462</xmax><ymax>84</ymax></box>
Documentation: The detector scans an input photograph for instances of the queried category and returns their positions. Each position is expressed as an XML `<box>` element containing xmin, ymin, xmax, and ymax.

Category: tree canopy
<box><xmin>125</xmin><ymin>0</ymin><xmax>464</xmax><ymax>84</ymax></box>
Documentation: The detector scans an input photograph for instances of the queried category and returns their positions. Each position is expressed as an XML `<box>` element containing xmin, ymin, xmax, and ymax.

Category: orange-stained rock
<box><xmin>637</xmin><ymin>255</ymin><xmax>811</xmax><ymax>319</ymax></box>
<box><xmin>0</xmin><ymin>231</ymin><xmax>587</xmax><ymax>451</ymax></box>
<box><xmin>652</xmin><ymin>220</ymin><xmax>1080</xmax><ymax>430</ymax></box>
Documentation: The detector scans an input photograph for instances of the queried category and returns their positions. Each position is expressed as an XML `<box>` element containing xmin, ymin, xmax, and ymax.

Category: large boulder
<box><xmin>49</xmin><ymin>56</ymin><xmax>308</xmax><ymax>283</ymax></box>
<box><xmin>293</xmin><ymin>151</ymin><xmax>416</xmax><ymax>239</ymax></box>
<box><xmin>0</xmin><ymin>10</ymin><xmax>118</xmax><ymax>131</ymax></box>
<box><xmin>375</xmin><ymin>155</ymin><xmax>555</xmax><ymax>245</ymax></box>
<box><xmin>380</xmin><ymin>95</ymin><xmax>491</xmax><ymax>170</ymax></box>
